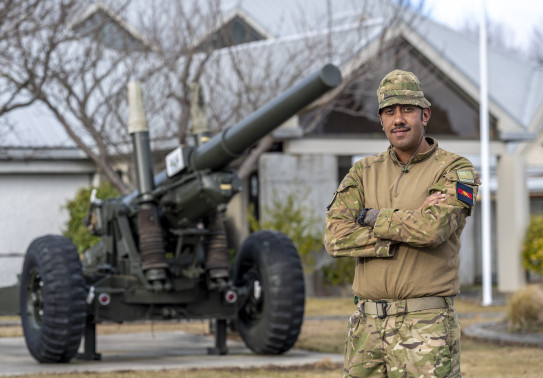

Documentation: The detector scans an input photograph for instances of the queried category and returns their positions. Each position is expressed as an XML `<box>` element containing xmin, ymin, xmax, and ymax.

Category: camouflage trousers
<box><xmin>344</xmin><ymin>298</ymin><xmax>460</xmax><ymax>377</ymax></box>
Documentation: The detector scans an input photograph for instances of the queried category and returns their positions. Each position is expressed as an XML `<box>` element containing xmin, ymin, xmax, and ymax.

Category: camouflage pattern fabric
<box><xmin>377</xmin><ymin>70</ymin><xmax>431</xmax><ymax>110</ymax></box>
<box><xmin>344</xmin><ymin>300</ymin><xmax>460</xmax><ymax>377</ymax></box>
<box><xmin>325</xmin><ymin>140</ymin><xmax>480</xmax><ymax>260</ymax></box>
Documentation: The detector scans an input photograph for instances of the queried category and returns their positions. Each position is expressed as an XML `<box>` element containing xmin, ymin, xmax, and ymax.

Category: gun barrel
<box><xmin>122</xmin><ymin>64</ymin><xmax>342</xmax><ymax>206</ymax></box>
<box><xmin>189</xmin><ymin>64</ymin><xmax>342</xmax><ymax>171</ymax></box>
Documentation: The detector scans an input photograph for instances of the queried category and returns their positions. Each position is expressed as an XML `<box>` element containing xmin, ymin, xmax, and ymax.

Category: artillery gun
<box><xmin>19</xmin><ymin>64</ymin><xmax>342</xmax><ymax>363</ymax></box>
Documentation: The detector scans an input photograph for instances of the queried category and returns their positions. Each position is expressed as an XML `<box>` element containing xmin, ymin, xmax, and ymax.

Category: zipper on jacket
<box><xmin>394</xmin><ymin>169</ymin><xmax>405</xmax><ymax>195</ymax></box>
<box><xmin>391</xmin><ymin>135</ymin><xmax>425</xmax><ymax>196</ymax></box>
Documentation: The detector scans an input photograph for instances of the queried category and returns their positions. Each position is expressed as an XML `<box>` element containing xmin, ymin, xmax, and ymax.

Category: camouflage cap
<box><xmin>377</xmin><ymin>70</ymin><xmax>431</xmax><ymax>110</ymax></box>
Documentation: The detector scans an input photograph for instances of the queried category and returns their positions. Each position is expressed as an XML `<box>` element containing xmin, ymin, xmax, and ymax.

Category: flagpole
<box><xmin>479</xmin><ymin>0</ymin><xmax>493</xmax><ymax>306</ymax></box>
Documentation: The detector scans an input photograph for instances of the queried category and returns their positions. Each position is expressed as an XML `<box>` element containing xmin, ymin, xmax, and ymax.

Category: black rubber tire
<box><xmin>20</xmin><ymin>235</ymin><xmax>87</xmax><ymax>363</ymax></box>
<box><xmin>234</xmin><ymin>230</ymin><xmax>305</xmax><ymax>354</ymax></box>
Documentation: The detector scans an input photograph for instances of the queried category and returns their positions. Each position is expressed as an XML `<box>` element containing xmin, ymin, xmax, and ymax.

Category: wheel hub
<box><xmin>239</xmin><ymin>269</ymin><xmax>264</xmax><ymax>322</ymax></box>
<box><xmin>25</xmin><ymin>268</ymin><xmax>44</xmax><ymax>331</ymax></box>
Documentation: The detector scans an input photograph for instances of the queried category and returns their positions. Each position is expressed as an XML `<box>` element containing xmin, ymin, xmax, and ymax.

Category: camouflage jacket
<box><xmin>324</xmin><ymin>137</ymin><xmax>480</xmax><ymax>299</ymax></box>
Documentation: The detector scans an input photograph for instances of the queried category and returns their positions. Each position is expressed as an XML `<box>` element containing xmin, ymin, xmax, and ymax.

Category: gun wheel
<box><xmin>234</xmin><ymin>230</ymin><xmax>305</xmax><ymax>354</ymax></box>
<box><xmin>20</xmin><ymin>235</ymin><xmax>86</xmax><ymax>363</ymax></box>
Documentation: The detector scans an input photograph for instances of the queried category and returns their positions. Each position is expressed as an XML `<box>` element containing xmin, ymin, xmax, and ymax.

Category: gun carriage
<box><xmin>19</xmin><ymin>64</ymin><xmax>342</xmax><ymax>362</ymax></box>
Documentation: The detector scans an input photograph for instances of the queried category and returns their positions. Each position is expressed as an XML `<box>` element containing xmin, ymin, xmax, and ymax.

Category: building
<box><xmin>2</xmin><ymin>0</ymin><xmax>542</xmax><ymax>293</ymax></box>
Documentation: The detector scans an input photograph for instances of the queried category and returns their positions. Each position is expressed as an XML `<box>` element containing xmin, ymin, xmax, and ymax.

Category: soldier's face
<box><xmin>379</xmin><ymin>104</ymin><xmax>430</xmax><ymax>156</ymax></box>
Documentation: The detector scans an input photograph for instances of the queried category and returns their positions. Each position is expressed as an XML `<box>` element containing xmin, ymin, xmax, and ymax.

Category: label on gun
<box><xmin>166</xmin><ymin>147</ymin><xmax>186</xmax><ymax>177</ymax></box>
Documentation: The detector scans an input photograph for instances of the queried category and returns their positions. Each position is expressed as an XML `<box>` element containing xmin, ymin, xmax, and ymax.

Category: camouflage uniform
<box><xmin>344</xmin><ymin>298</ymin><xmax>460</xmax><ymax>377</ymax></box>
<box><xmin>324</xmin><ymin>70</ymin><xmax>480</xmax><ymax>377</ymax></box>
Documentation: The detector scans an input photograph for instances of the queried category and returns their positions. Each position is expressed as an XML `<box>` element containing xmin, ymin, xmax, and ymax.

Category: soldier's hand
<box><xmin>418</xmin><ymin>192</ymin><xmax>446</xmax><ymax>210</ymax></box>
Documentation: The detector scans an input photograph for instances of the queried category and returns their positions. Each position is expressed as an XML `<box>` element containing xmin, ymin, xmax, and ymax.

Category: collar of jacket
<box><xmin>388</xmin><ymin>136</ymin><xmax>438</xmax><ymax>168</ymax></box>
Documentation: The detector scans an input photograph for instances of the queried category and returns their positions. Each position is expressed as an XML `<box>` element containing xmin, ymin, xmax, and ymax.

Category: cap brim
<box><xmin>379</xmin><ymin>96</ymin><xmax>431</xmax><ymax>110</ymax></box>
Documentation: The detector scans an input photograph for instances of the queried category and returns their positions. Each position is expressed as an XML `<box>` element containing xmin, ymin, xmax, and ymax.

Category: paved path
<box><xmin>0</xmin><ymin>331</ymin><xmax>342</xmax><ymax>376</ymax></box>
<box><xmin>463</xmin><ymin>321</ymin><xmax>543</xmax><ymax>348</ymax></box>
<box><xmin>3</xmin><ymin>317</ymin><xmax>542</xmax><ymax>376</ymax></box>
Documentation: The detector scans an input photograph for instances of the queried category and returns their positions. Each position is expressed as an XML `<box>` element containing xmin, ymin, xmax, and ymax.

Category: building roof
<box><xmin>416</xmin><ymin>16</ymin><xmax>542</xmax><ymax>130</ymax></box>
<box><xmin>0</xmin><ymin>102</ymin><xmax>76</xmax><ymax>150</ymax></box>
<box><xmin>218</xmin><ymin>0</ymin><xmax>387</xmax><ymax>38</ymax></box>
<box><xmin>70</xmin><ymin>2</ymin><xmax>153</xmax><ymax>51</ymax></box>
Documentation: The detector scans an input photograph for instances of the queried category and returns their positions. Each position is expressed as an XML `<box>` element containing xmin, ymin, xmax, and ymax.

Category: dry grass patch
<box><xmin>0</xmin><ymin>296</ymin><xmax>507</xmax><ymax>338</ymax></box>
<box><xmin>305</xmin><ymin>296</ymin><xmax>508</xmax><ymax>318</ymax></box>
<box><xmin>0</xmin><ymin>326</ymin><xmax>22</xmax><ymax>337</ymax></box>
<box><xmin>96</xmin><ymin>320</ymin><xmax>211</xmax><ymax>336</ymax></box>
<box><xmin>13</xmin><ymin>360</ymin><xmax>343</xmax><ymax>378</ymax></box>
<box><xmin>455</xmin><ymin>298</ymin><xmax>507</xmax><ymax>314</ymax></box>
<box><xmin>460</xmin><ymin>337</ymin><xmax>543</xmax><ymax>377</ymax></box>
<box><xmin>295</xmin><ymin>318</ymin><xmax>347</xmax><ymax>354</ymax></box>
<box><xmin>304</xmin><ymin>297</ymin><xmax>354</xmax><ymax>317</ymax></box>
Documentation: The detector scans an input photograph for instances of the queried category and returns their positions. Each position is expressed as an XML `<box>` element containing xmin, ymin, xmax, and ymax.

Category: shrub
<box><xmin>248</xmin><ymin>190</ymin><xmax>356</xmax><ymax>288</ymax></box>
<box><xmin>507</xmin><ymin>284</ymin><xmax>543</xmax><ymax>332</ymax></box>
<box><xmin>522</xmin><ymin>215</ymin><xmax>543</xmax><ymax>275</ymax></box>
<box><xmin>322</xmin><ymin>257</ymin><xmax>355</xmax><ymax>287</ymax></box>
<box><xmin>248</xmin><ymin>192</ymin><xmax>323</xmax><ymax>273</ymax></box>
<box><xmin>63</xmin><ymin>182</ymin><xmax>119</xmax><ymax>253</ymax></box>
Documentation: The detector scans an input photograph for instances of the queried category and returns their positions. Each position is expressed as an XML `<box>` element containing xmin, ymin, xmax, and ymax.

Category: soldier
<box><xmin>325</xmin><ymin>69</ymin><xmax>480</xmax><ymax>377</ymax></box>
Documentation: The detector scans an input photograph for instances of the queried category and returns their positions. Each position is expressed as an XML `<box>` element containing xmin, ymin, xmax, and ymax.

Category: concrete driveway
<box><xmin>0</xmin><ymin>331</ymin><xmax>342</xmax><ymax>376</ymax></box>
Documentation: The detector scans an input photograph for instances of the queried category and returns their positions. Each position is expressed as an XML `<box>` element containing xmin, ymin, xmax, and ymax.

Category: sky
<box><xmin>424</xmin><ymin>0</ymin><xmax>543</xmax><ymax>51</ymax></box>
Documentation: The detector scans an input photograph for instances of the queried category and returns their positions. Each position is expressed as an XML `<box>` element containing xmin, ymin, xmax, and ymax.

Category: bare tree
<box><xmin>132</xmin><ymin>0</ymin><xmax>327</xmax><ymax>179</ymax></box>
<box><xmin>0</xmin><ymin>0</ymin><xmax>58</xmax><ymax>115</ymax></box>
<box><xmin>1</xmin><ymin>0</ymin><xmax>425</xmax><ymax>191</ymax></box>
<box><xmin>529</xmin><ymin>23</ymin><xmax>543</xmax><ymax>64</ymax></box>
<box><xmin>143</xmin><ymin>0</ymin><xmax>426</xmax><ymax>179</ymax></box>
<box><xmin>0</xmin><ymin>0</ymin><xmax>147</xmax><ymax>193</ymax></box>
<box><xmin>134</xmin><ymin>1</ymin><xmax>223</xmax><ymax>145</ymax></box>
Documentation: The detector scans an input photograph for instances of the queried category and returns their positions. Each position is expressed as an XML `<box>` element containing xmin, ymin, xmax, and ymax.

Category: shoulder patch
<box><xmin>457</xmin><ymin>182</ymin><xmax>474</xmax><ymax>206</ymax></box>
<box><xmin>457</xmin><ymin>169</ymin><xmax>475</xmax><ymax>184</ymax></box>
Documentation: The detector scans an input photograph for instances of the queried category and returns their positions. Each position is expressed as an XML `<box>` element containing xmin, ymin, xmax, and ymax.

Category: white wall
<box><xmin>258</xmin><ymin>153</ymin><xmax>338</xmax><ymax>230</ymax></box>
<box><xmin>0</xmin><ymin>173</ymin><xmax>92</xmax><ymax>255</ymax></box>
